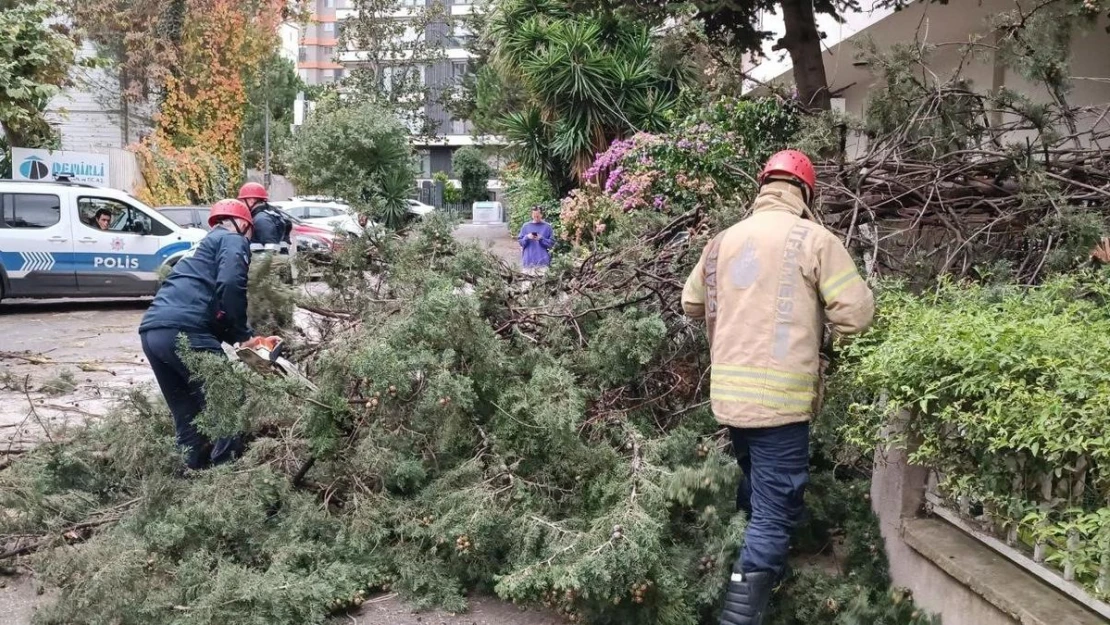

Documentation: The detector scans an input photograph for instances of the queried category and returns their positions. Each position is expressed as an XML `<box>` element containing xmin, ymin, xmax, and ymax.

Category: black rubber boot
<box><xmin>718</xmin><ymin>568</ymin><xmax>775</xmax><ymax>625</ymax></box>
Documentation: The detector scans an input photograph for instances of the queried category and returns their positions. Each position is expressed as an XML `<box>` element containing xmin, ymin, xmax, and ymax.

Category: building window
<box><xmin>324</xmin><ymin>22</ymin><xmax>335</xmax><ymax>33</ymax></box>
<box><xmin>298</xmin><ymin>46</ymin><xmax>308</xmax><ymax>62</ymax></box>
<box><xmin>324</xmin><ymin>0</ymin><xmax>335</xmax><ymax>7</ymax></box>
<box><xmin>453</xmin><ymin>0</ymin><xmax>473</xmax><ymax>5</ymax></box>
<box><xmin>451</xmin><ymin>61</ymin><xmax>467</xmax><ymax>84</ymax></box>
<box><xmin>321</xmin><ymin>46</ymin><xmax>335</xmax><ymax>59</ymax></box>
<box><xmin>448</xmin><ymin>24</ymin><xmax>472</xmax><ymax>48</ymax></box>
<box><xmin>323</xmin><ymin>69</ymin><xmax>336</xmax><ymax>83</ymax></box>
<box><xmin>412</xmin><ymin>151</ymin><xmax>431</xmax><ymax>178</ymax></box>
<box><xmin>401</xmin><ymin>0</ymin><xmax>422</xmax><ymax>6</ymax></box>
<box><xmin>298</xmin><ymin>69</ymin><xmax>309</xmax><ymax>82</ymax></box>
<box><xmin>381</xmin><ymin>64</ymin><xmax>422</xmax><ymax>90</ymax></box>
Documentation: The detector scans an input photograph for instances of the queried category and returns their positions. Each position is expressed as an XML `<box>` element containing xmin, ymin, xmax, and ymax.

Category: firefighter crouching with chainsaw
<box><xmin>681</xmin><ymin>150</ymin><xmax>875</xmax><ymax>625</ymax></box>
<box><xmin>139</xmin><ymin>199</ymin><xmax>279</xmax><ymax>471</ymax></box>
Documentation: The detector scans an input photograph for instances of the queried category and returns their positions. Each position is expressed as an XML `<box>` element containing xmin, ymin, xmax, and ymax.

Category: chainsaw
<box><xmin>232</xmin><ymin>338</ymin><xmax>318</xmax><ymax>392</ymax></box>
<box><xmin>228</xmin><ymin>337</ymin><xmax>321</xmax><ymax>486</ymax></box>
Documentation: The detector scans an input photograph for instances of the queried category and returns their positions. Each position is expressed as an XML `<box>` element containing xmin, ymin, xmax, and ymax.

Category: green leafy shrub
<box><xmin>452</xmin><ymin>146</ymin><xmax>493</xmax><ymax>205</ymax></box>
<box><xmin>834</xmin><ymin>271</ymin><xmax>1110</xmax><ymax>597</ymax></box>
<box><xmin>503</xmin><ymin>164</ymin><xmax>558</xmax><ymax>235</ymax></box>
<box><xmin>288</xmin><ymin>98</ymin><xmax>414</xmax><ymax>229</ymax></box>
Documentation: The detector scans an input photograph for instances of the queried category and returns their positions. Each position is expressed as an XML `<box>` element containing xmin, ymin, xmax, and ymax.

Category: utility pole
<box><xmin>264</xmin><ymin>98</ymin><xmax>271</xmax><ymax>190</ymax></box>
<box><xmin>263</xmin><ymin>61</ymin><xmax>272</xmax><ymax>191</ymax></box>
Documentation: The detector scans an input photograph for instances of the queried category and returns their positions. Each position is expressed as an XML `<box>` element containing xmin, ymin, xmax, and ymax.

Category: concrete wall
<box><xmin>870</xmin><ymin>421</ymin><xmax>1108</xmax><ymax>625</ymax></box>
<box><xmin>245</xmin><ymin>170</ymin><xmax>297</xmax><ymax>202</ymax></box>
<box><xmin>871</xmin><ymin>443</ymin><xmax>1018</xmax><ymax>625</ymax></box>
<box><xmin>45</xmin><ymin>42</ymin><xmax>153</xmax><ymax>153</ymax></box>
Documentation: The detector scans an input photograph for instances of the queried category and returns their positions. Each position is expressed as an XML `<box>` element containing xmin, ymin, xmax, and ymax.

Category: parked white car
<box><xmin>407</xmin><ymin>199</ymin><xmax>435</xmax><ymax>217</ymax></box>
<box><xmin>0</xmin><ymin>180</ymin><xmax>206</xmax><ymax>302</ymax></box>
<box><xmin>271</xmin><ymin>200</ymin><xmax>364</xmax><ymax>236</ymax></box>
<box><xmin>274</xmin><ymin>197</ymin><xmax>435</xmax><ymax>233</ymax></box>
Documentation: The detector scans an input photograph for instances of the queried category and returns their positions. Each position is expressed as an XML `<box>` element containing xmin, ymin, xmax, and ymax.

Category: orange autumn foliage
<box><xmin>137</xmin><ymin>0</ymin><xmax>285</xmax><ymax>205</ymax></box>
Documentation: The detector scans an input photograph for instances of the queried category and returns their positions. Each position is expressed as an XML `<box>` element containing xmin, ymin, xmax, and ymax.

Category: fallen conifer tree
<box><xmin>0</xmin><ymin>206</ymin><xmax>936</xmax><ymax>625</ymax></box>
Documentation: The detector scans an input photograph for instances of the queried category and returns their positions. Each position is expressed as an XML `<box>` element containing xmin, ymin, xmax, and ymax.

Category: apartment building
<box><xmin>296</xmin><ymin>0</ymin><xmax>347</xmax><ymax>86</ymax></box>
<box><xmin>292</xmin><ymin>0</ymin><xmax>500</xmax><ymax>187</ymax></box>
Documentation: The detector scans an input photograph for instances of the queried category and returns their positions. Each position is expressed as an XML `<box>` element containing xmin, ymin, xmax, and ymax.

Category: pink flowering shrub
<box><xmin>560</xmin><ymin>98</ymin><xmax>801</xmax><ymax>248</ymax></box>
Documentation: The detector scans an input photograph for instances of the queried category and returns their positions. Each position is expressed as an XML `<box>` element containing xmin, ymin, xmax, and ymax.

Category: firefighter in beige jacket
<box><xmin>682</xmin><ymin>150</ymin><xmax>874</xmax><ymax>625</ymax></box>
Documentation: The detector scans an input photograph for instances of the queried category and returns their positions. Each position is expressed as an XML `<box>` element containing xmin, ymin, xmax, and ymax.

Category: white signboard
<box><xmin>472</xmin><ymin>202</ymin><xmax>503</xmax><ymax>224</ymax></box>
<box><xmin>12</xmin><ymin>148</ymin><xmax>110</xmax><ymax>185</ymax></box>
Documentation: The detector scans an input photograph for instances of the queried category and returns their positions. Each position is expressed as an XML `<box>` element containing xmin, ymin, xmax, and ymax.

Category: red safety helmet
<box><xmin>208</xmin><ymin>199</ymin><xmax>254</xmax><ymax>229</ymax></box>
<box><xmin>237</xmin><ymin>182</ymin><xmax>269</xmax><ymax>202</ymax></box>
<box><xmin>758</xmin><ymin>149</ymin><xmax>816</xmax><ymax>194</ymax></box>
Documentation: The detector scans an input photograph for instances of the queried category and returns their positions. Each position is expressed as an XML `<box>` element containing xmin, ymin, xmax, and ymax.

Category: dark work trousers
<box><xmin>728</xmin><ymin>422</ymin><xmax>810</xmax><ymax>577</ymax></box>
<box><xmin>140</xmin><ymin>328</ymin><xmax>242</xmax><ymax>470</ymax></box>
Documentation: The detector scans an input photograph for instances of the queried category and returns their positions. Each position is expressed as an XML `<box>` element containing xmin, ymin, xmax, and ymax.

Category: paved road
<box><xmin>0</xmin><ymin>299</ymin><xmax>151</xmax><ymax>448</ymax></box>
<box><xmin>0</xmin><ymin>223</ymin><xmax>555</xmax><ymax>625</ymax></box>
<box><xmin>454</xmin><ymin>223</ymin><xmax>521</xmax><ymax>266</ymax></box>
<box><xmin>0</xmin><ymin>224</ymin><xmax>520</xmax><ymax>446</ymax></box>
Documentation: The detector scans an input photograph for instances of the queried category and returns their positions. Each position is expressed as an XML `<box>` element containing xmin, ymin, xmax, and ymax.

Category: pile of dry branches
<box><xmin>815</xmin><ymin>81</ymin><xmax>1110</xmax><ymax>284</ymax></box>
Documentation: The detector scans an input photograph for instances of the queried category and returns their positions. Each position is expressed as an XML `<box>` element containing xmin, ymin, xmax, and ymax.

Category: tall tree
<box><xmin>0</xmin><ymin>0</ymin><xmax>77</xmax><ymax>150</ymax></box>
<box><xmin>566</xmin><ymin>0</ymin><xmax>865</xmax><ymax>111</ymax></box>
<box><xmin>154</xmin><ymin>0</ymin><xmax>287</xmax><ymax>174</ymax></box>
<box><xmin>243</xmin><ymin>53</ymin><xmax>305</xmax><ymax>175</ymax></box>
<box><xmin>339</xmin><ymin>0</ymin><xmax>452</xmax><ymax>140</ymax></box>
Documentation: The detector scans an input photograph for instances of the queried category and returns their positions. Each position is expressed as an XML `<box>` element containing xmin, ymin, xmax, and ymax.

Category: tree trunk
<box><xmin>778</xmin><ymin>0</ymin><xmax>831</xmax><ymax>111</ymax></box>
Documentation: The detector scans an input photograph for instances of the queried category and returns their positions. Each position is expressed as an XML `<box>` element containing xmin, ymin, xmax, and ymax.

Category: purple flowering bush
<box><xmin>560</xmin><ymin>98</ymin><xmax>800</xmax><ymax>248</ymax></box>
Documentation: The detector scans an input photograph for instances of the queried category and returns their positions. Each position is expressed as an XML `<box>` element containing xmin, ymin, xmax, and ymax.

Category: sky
<box><xmin>744</xmin><ymin>2</ymin><xmax>899</xmax><ymax>89</ymax></box>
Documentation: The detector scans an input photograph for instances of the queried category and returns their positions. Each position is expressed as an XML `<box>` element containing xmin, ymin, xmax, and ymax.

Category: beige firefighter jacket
<box><xmin>682</xmin><ymin>181</ymin><xmax>875</xmax><ymax>429</ymax></box>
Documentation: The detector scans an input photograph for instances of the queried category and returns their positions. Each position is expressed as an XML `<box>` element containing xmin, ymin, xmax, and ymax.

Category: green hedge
<box><xmin>835</xmin><ymin>271</ymin><xmax>1110</xmax><ymax>597</ymax></box>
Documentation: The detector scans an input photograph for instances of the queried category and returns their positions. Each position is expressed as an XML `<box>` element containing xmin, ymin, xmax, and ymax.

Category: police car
<box><xmin>0</xmin><ymin>180</ymin><xmax>206</xmax><ymax>303</ymax></box>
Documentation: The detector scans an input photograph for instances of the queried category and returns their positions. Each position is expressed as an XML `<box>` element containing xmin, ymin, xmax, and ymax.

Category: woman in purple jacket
<box><xmin>518</xmin><ymin>206</ymin><xmax>555</xmax><ymax>272</ymax></box>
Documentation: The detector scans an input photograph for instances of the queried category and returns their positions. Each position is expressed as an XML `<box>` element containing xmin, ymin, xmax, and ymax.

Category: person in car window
<box><xmin>95</xmin><ymin>208</ymin><xmax>112</xmax><ymax>230</ymax></box>
<box><xmin>138</xmin><ymin>199</ymin><xmax>278</xmax><ymax>471</ymax></box>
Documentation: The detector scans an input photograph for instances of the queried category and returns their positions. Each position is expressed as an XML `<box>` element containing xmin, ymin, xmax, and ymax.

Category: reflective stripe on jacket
<box><xmin>681</xmin><ymin>181</ymin><xmax>875</xmax><ymax>429</ymax></box>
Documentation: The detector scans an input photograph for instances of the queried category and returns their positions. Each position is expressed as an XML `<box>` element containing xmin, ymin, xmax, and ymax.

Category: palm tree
<box><xmin>484</xmin><ymin>0</ymin><xmax>690</xmax><ymax>193</ymax></box>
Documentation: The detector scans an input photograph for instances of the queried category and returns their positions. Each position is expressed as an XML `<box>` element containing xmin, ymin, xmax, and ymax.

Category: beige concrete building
<box><xmin>744</xmin><ymin>0</ymin><xmax>1110</xmax><ymax>155</ymax></box>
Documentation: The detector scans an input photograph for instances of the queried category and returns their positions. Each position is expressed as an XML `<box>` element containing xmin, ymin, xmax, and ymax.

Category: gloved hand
<box><xmin>241</xmin><ymin>335</ymin><xmax>281</xmax><ymax>351</ymax></box>
<box><xmin>1091</xmin><ymin>237</ymin><xmax>1110</xmax><ymax>264</ymax></box>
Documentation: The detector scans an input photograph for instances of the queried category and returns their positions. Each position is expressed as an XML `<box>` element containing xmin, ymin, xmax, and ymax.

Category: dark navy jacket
<box><xmin>251</xmin><ymin>203</ymin><xmax>292</xmax><ymax>247</ymax></box>
<box><xmin>139</xmin><ymin>227</ymin><xmax>254</xmax><ymax>344</ymax></box>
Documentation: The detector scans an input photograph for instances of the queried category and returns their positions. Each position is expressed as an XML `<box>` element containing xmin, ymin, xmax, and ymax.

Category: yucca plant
<box><xmin>484</xmin><ymin>0</ymin><xmax>693</xmax><ymax>193</ymax></box>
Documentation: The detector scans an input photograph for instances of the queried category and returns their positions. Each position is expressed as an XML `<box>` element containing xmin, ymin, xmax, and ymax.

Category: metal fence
<box><xmin>414</xmin><ymin>184</ymin><xmax>471</xmax><ymax>220</ymax></box>
<box><xmin>924</xmin><ymin>467</ymin><xmax>1110</xmax><ymax>619</ymax></box>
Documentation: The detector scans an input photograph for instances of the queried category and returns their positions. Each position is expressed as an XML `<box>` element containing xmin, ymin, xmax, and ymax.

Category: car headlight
<box><xmin>295</xmin><ymin>235</ymin><xmax>331</xmax><ymax>252</ymax></box>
